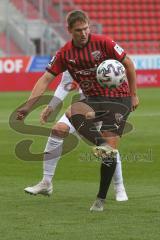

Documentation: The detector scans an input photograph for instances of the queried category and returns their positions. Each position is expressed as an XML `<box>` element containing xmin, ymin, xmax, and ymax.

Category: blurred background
<box><xmin>0</xmin><ymin>0</ymin><xmax>103</xmax><ymax>56</ymax></box>
<box><xmin>0</xmin><ymin>0</ymin><xmax>160</xmax><ymax>90</ymax></box>
<box><xmin>1</xmin><ymin>0</ymin><xmax>160</xmax><ymax>56</ymax></box>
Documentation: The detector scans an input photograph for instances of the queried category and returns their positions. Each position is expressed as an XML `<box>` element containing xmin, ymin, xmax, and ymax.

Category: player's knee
<box><xmin>102</xmin><ymin>131</ymin><xmax>120</xmax><ymax>149</ymax></box>
<box><xmin>51</xmin><ymin>123</ymin><xmax>70</xmax><ymax>138</ymax></box>
<box><xmin>107</xmin><ymin>140</ymin><xmax>117</xmax><ymax>149</ymax></box>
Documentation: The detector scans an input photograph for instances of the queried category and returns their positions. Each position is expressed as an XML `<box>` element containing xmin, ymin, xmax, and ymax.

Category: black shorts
<box><xmin>80</xmin><ymin>96</ymin><xmax>132</xmax><ymax>137</ymax></box>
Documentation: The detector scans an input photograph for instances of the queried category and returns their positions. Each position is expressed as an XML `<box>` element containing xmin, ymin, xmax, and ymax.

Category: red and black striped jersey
<box><xmin>46</xmin><ymin>34</ymin><xmax>130</xmax><ymax>97</ymax></box>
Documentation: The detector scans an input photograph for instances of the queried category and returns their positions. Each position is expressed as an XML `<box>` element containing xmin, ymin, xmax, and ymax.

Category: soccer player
<box><xmin>17</xmin><ymin>10</ymin><xmax>139</xmax><ymax>211</ymax></box>
<box><xmin>24</xmin><ymin>70</ymin><xmax>128</xmax><ymax>202</ymax></box>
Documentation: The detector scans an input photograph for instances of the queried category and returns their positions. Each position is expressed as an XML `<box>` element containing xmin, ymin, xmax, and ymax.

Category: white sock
<box><xmin>42</xmin><ymin>136</ymin><xmax>63</xmax><ymax>183</ymax></box>
<box><xmin>113</xmin><ymin>151</ymin><xmax>125</xmax><ymax>190</ymax></box>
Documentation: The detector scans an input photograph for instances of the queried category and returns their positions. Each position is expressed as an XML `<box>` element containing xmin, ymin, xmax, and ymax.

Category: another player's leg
<box><xmin>100</xmin><ymin>132</ymin><xmax>128</xmax><ymax>202</ymax></box>
<box><xmin>113</xmin><ymin>151</ymin><xmax>128</xmax><ymax>201</ymax></box>
<box><xmin>24</xmin><ymin>115</ymin><xmax>74</xmax><ymax>196</ymax></box>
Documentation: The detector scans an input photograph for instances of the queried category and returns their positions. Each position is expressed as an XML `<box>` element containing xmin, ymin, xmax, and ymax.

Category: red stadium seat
<box><xmin>73</xmin><ymin>0</ymin><xmax>160</xmax><ymax>53</ymax></box>
<box><xmin>0</xmin><ymin>32</ymin><xmax>24</xmax><ymax>55</ymax></box>
<box><xmin>11</xmin><ymin>0</ymin><xmax>39</xmax><ymax>19</ymax></box>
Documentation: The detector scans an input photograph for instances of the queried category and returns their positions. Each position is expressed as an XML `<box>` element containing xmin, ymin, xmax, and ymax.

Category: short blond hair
<box><xmin>66</xmin><ymin>10</ymin><xmax>89</xmax><ymax>28</ymax></box>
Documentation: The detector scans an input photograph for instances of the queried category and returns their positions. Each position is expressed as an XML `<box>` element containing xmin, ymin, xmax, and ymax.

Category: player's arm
<box><xmin>106</xmin><ymin>38</ymin><xmax>139</xmax><ymax>111</ymax></box>
<box><xmin>49</xmin><ymin>71</ymin><xmax>73</xmax><ymax>108</ymax></box>
<box><xmin>17</xmin><ymin>50</ymin><xmax>65</xmax><ymax>120</ymax></box>
<box><xmin>122</xmin><ymin>55</ymin><xmax>139</xmax><ymax>111</ymax></box>
<box><xmin>40</xmin><ymin>71</ymin><xmax>73</xmax><ymax>124</ymax></box>
<box><xmin>17</xmin><ymin>71</ymin><xmax>55</xmax><ymax>120</ymax></box>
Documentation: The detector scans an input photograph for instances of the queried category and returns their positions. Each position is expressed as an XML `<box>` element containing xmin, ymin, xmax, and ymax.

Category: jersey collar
<box><xmin>72</xmin><ymin>34</ymin><xmax>91</xmax><ymax>49</ymax></box>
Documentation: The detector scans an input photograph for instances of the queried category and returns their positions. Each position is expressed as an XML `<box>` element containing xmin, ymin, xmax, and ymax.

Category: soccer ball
<box><xmin>96</xmin><ymin>59</ymin><xmax>126</xmax><ymax>88</ymax></box>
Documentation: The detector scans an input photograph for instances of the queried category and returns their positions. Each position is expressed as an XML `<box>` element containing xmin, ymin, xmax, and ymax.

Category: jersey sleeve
<box><xmin>48</xmin><ymin>71</ymin><xmax>84</xmax><ymax>108</ymax></box>
<box><xmin>48</xmin><ymin>72</ymin><xmax>70</xmax><ymax>109</ymax></box>
<box><xmin>105</xmin><ymin>38</ymin><xmax>126</xmax><ymax>62</ymax></box>
<box><xmin>46</xmin><ymin>51</ymin><xmax>66</xmax><ymax>75</ymax></box>
<box><xmin>54</xmin><ymin>71</ymin><xmax>73</xmax><ymax>100</ymax></box>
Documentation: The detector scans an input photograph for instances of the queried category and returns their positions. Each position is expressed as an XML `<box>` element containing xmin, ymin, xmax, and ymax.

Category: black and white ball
<box><xmin>96</xmin><ymin>59</ymin><xmax>126</xmax><ymax>88</ymax></box>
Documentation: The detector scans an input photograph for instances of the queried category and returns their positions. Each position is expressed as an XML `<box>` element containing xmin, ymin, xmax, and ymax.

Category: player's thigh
<box><xmin>57</xmin><ymin>114</ymin><xmax>75</xmax><ymax>134</ymax></box>
<box><xmin>66</xmin><ymin>101</ymin><xmax>95</xmax><ymax>118</ymax></box>
<box><xmin>101</xmin><ymin>97</ymin><xmax>131</xmax><ymax>137</ymax></box>
<box><xmin>51</xmin><ymin>122</ymin><xmax>70</xmax><ymax>138</ymax></box>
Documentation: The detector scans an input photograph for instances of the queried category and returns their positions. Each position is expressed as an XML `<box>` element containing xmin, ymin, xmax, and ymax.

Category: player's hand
<box><xmin>131</xmin><ymin>95</ymin><xmax>139</xmax><ymax>111</ymax></box>
<box><xmin>17</xmin><ymin>106</ymin><xmax>29</xmax><ymax>120</ymax></box>
<box><xmin>40</xmin><ymin>105</ymin><xmax>53</xmax><ymax>124</ymax></box>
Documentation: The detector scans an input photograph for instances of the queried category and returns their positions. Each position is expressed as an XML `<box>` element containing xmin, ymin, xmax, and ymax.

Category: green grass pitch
<box><xmin>0</xmin><ymin>88</ymin><xmax>159</xmax><ymax>240</ymax></box>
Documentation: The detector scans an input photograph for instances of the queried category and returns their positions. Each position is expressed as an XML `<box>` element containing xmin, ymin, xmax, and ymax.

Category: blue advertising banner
<box><xmin>27</xmin><ymin>56</ymin><xmax>51</xmax><ymax>72</ymax></box>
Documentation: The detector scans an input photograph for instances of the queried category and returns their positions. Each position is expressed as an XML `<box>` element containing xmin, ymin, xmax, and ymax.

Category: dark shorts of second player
<box><xmin>80</xmin><ymin>96</ymin><xmax>132</xmax><ymax>137</ymax></box>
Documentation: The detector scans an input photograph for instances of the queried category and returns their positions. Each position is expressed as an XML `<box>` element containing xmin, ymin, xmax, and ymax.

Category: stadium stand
<box><xmin>0</xmin><ymin>31</ymin><xmax>24</xmax><ymax>56</ymax></box>
<box><xmin>73</xmin><ymin>0</ymin><xmax>160</xmax><ymax>54</ymax></box>
<box><xmin>11</xmin><ymin>0</ymin><xmax>60</xmax><ymax>22</ymax></box>
<box><xmin>21</xmin><ymin>0</ymin><xmax>60</xmax><ymax>22</ymax></box>
<box><xmin>0</xmin><ymin>0</ymin><xmax>66</xmax><ymax>56</ymax></box>
<box><xmin>0</xmin><ymin>0</ymin><xmax>159</xmax><ymax>55</ymax></box>
<box><xmin>0</xmin><ymin>0</ymin><xmax>36</xmax><ymax>56</ymax></box>
<box><xmin>11</xmin><ymin>0</ymin><xmax>40</xmax><ymax>19</ymax></box>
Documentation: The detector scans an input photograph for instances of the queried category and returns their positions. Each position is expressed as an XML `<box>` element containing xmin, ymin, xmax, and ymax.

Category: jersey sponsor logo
<box><xmin>114</xmin><ymin>44</ymin><xmax>124</xmax><ymax>55</ymax></box>
<box><xmin>76</xmin><ymin>67</ymin><xmax>97</xmax><ymax>76</ymax></box>
<box><xmin>68</xmin><ymin>59</ymin><xmax>76</xmax><ymax>65</ymax></box>
<box><xmin>79</xmin><ymin>80</ymin><xmax>92</xmax><ymax>91</ymax></box>
<box><xmin>91</xmin><ymin>51</ymin><xmax>102</xmax><ymax>61</ymax></box>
